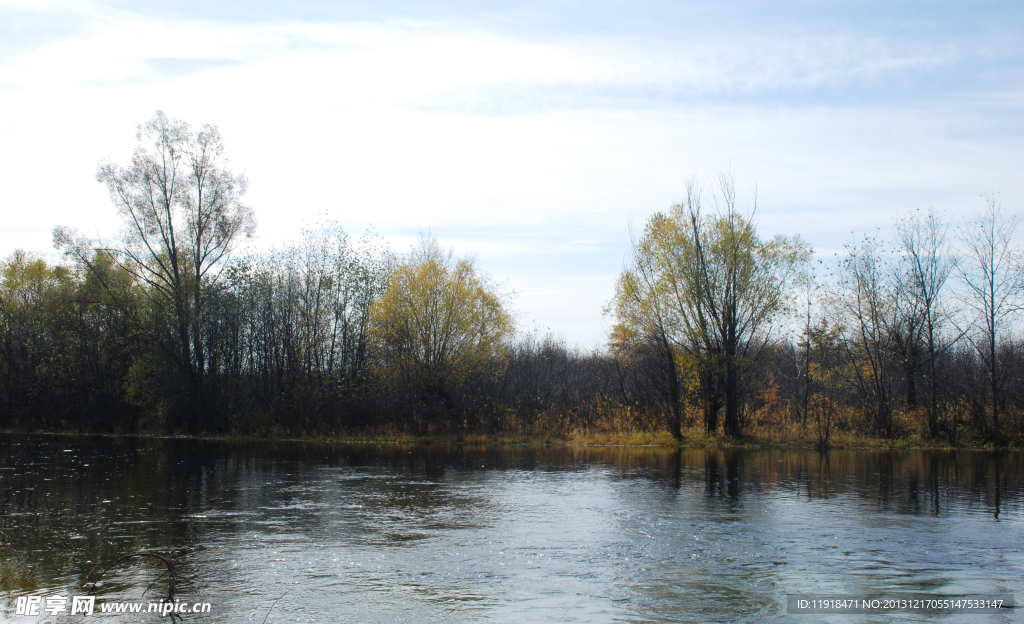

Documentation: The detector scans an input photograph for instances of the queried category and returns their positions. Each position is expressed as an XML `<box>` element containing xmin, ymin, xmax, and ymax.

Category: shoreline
<box><xmin>1</xmin><ymin>428</ymin><xmax>1019</xmax><ymax>452</ymax></box>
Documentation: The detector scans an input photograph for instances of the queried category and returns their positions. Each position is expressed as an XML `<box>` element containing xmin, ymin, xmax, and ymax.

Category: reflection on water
<box><xmin>1</xmin><ymin>435</ymin><xmax>1022</xmax><ymax>622</ymax></box>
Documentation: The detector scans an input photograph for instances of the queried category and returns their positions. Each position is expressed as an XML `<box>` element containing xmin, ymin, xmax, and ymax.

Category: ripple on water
<box><xmin>1</xmin><ymin>438</ymin><xmax>1022</xmax><ymax>623</ymax></box>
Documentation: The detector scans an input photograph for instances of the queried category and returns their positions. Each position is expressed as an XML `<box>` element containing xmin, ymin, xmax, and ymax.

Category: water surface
<box><xmin>1</xmin><ymin>435</ymin><xmax>1022</xmax><ymax>622</ymax></box>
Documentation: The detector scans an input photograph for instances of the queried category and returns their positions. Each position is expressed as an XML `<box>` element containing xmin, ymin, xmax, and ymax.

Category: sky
<box><xmin>1</xmin><ymin>0</ymin><xmax>1022</xmax><ymax>346</ymax></box>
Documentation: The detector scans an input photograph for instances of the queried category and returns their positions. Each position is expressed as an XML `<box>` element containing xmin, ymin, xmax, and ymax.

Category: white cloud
<box><xmin>0</xmin><ymin>2</ymin><xmax>1021</xmax><ymax>344</ymax></box>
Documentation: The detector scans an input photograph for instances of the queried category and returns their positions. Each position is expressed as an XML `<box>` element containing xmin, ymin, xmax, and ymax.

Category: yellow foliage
<box><xmin>370</xmin><ymin>244</ymin><xmax>513</xmax><ymax>395</ymax></box>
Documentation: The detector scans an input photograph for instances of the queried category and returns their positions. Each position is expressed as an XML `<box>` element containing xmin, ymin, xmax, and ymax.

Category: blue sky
<box><xmin>1</xmin><ymin>0</ymin><xmax>1022</xmax><ymax>345</ymax></box>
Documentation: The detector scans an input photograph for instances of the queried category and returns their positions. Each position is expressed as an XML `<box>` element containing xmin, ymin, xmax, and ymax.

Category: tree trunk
<box><xmin>905</xmin><ymin>351</ymin><xmax>917</xmax><ymax>409</ymax></box>
<box><xmin>661</xmin><ymin>335</ymin><xmax>682</xmax><ymax>441</ymax></box>
<box><xmin>725</xmin><ymin>359</ymin><xmax>741</xmax><ymax>437</ymax></box>
<box><xmin>926</xmin><ymin>329</ymin><xmax>938</xmax><ymax>438</ymax></box>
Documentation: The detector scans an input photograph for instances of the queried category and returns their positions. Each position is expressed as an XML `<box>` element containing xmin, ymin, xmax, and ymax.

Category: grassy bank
<box><xmin>317</xmin><ymin>404</ymin><xmax>1024</xmax><ymax>450</ymax></box>
<box><xmin>322</xmin><ymin>427</ymin><xmax>1006</xmax><ymax>450</ymax></box>
<box><xmin>4</xmin><ymin>410</ymin><xmax>1022</xmax><ymax>450</ymax></box>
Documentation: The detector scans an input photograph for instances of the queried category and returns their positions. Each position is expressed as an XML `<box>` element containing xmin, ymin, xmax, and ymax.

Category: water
<box><xmin>1</xmin><ymin>434</ymin><xmax>1022</xmax><ymax>622</ymax></box>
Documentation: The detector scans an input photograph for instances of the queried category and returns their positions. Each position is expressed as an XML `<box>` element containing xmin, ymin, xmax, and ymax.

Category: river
<box><xmin>1</xmin><ymin>434</ymin><xmax>1021</xmax><ymax>622</ymax></box>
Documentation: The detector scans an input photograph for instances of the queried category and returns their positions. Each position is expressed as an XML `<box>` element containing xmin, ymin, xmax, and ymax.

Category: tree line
<box><xmin>1</xmin><ymin>112</ymin><xmax>1022</xmax><ymax>444</ymax></box>
<box><xmin>609</xmin><ymin>174</ymin><xmax>1024</xmax><ymax>446</ymax></box>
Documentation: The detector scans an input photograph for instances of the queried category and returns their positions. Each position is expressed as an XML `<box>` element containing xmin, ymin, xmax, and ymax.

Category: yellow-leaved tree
<box><xmin>609</xmin><ymin>173</ymin><xmax>810</xmax><ymax>438</ymax></box>
<box><xmin>370</xmin><ymin>235</ymin><xmax>514</xmax><ymax>431</ymax></box>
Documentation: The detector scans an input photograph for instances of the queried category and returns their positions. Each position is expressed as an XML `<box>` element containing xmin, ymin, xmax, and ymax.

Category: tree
<box><xmin>213</xmin><ymin>223</ymin><xmax>392</xmax><ymax>433</ymax></box>
<box><xmin>957</xmin><ymin>194</ymin><xmax>1022</xmax><ymax>438</ymax></box>
<box><xmin>288</xmin><ymin>223</ymin><xmax>392</xmax><ymax>393</ymax></box>
<box><xmin>0</xmin><ymin>251</ymin><xmax>73</xmax><ymax>426</ymax></box>
<box><xmin>0</xmin><ymin>250</ymin><xmax>142</xmax><ymax>431</ymax></box>
<box><xmin>831</xmin><ymin>236</ymin><xmax>901</xmax><ymax>437</ymax></box>
<box><xmin>889</xmin><ymin>250</ymin><xmax>926</xmax><ymax>414</ymax></box>
<box><xmin>610</xmin><ymin>173</ymin><xmax>809</xmax><ymax>437</ymax></box>
<box><xmin>896</xmin><ymin>208</ymin><xmax>954</xmax><ymax>438</ymax></box>
<box><xmin>675</xmin><ymin>174</ymin><xmax>809</xmax><ymax>437</ymax></box>
<box><xmin>608</xmin><ymin>216</ymin><xmax>685</xmax><ymax>440</ymax></box>
<box><xmin>60</xmin><ymin>111</ymin><xmax>254</xmax><ymax>423</ymax></box>
<box><xmin>808</xmin><ymin>317</ymin><xmax>842</xmax><ymax>449</ymax></box>
<box><xmin>370</xmin><ymin>235</ymin><xmax>514</xmax><ymax>430</ymax></box>
<box><xmin>792</xmin><ymin>261</ymin><xmax>822</xmax><ymax>425</ymax></box>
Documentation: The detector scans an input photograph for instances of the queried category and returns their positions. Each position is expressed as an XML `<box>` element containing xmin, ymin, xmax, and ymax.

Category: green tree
<box><xmin>0</xmin><ymin>250</ymin><xmax>143</xmax><ymax>430</ymax></box>
<box><xmin>0</xmin><ymin>251</ymin><xmax>72</xmax><ymax>426</ymax></box>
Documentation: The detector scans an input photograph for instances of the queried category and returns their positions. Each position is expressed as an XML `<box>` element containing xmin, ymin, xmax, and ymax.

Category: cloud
<box><xmin>3</xmin><ymin>4</ymin><xmax>1010</xmax><ymax>107</ymax></box>
<box><xmin>0</xmin><ymin>1</ymin><xmax>1022</xmax><ymax>344</ymax></box>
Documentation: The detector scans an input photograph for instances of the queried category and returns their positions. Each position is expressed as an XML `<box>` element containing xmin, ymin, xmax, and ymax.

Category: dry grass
<box><xmin>311</xmin><ymin>412</ymin><xmax>994</xmax><ymax>449</ymax></box>
<box><xmin>41</xmin><ymin>401</ymin><xmax>1018</xmax><ymax>450</ymax></box>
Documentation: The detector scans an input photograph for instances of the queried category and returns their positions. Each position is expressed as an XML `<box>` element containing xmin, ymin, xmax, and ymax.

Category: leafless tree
<box><xmin>896</xmin><ymin>208</ymin><xmax>955</xmax><ymax>437</ymax></box>
<box><xmin>832</xmin><ymin>236</ymin><xmax>900</xmax><ymax>436</ymax></box>
<box><xmin>51</xmin><ymin>111</ymin><xmax>256</xmax><ymax>429</ymax></box>
<box><xmin>793</xmin><ymin>262</ymin><xmax>822</xmax><ymax>425</ymax></box>
<box><xmin>92</xmin><ymin>111</ymin><xmax>254</xmax><ymax>389</ymax></box>
<box><xmin>957</xmin><ymin>194</ymin><xmax>1023</xmax><ymax>437</ymax></box>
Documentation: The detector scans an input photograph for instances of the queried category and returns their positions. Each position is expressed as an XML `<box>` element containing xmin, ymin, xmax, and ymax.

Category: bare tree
<box><xmin>70</xmin><ymin>111</ymin><xmax>254</xmax><ymax>392</ymax></box>
<box><xmin>808</xmin><ymin>317</ymin><xmax>842</xmax><ymax>449</ymax></box>
<box><xmin>957</xmin><ymin>194</ymin><xmax>1022</xmax><ymax>437</ymax></box>
<box><xmin>896</xmin><ymin>208</ymin><xmax>955</xmax><ymax>438</ymax></box>
<box><xmin>832</xmin><ymin>236</ymin><xmax>900</xmax><ymax>437</ymax></box>
<box><xmin>793</xmin><ymin>263</ymin><xmax>821</xmax><ymax>425</ymax></box>
<box><xmin>889</xmin><ymin>259</ymin><xmax>925</xmax><ymax>412</ymax></box>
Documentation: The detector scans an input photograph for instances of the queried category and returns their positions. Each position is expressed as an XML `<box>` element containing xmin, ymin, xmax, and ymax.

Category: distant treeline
<box><xmin>1</xmin><ymin>112</ymin><xmax>1023</xmax><ymax>445</ymax></box>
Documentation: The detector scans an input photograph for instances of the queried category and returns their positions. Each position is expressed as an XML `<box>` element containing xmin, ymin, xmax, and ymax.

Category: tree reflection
<box><xmin>2</xmin><ymin>434</ymin><xmax>1022</xmax><ymax>603</ymax></box>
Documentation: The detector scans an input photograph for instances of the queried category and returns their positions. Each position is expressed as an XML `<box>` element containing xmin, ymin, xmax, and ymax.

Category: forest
<box><xmin>2</xmin><ymin>112</ymin><xmax>1023</xmax><ymax>447</ymax></box>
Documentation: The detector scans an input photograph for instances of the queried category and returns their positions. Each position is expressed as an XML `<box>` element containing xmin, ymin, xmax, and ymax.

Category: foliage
<box><xmin>56</xmin><ymin>111</ymin><xmax>254</xmax><ymax>430</ymax></box>
<box><xmin>2</xmin><ymin>114</ymin><xmax>1019</xmax><ymax>445</ymax></box>
<box><xmin>370</xmin><ymin>236</ymin><xmax>514</xmax><ymax>430</ymax></box>
<box><xmin>0</xmin><ymin>251</ymin><xmax>141</xmax><ymax>430</ymax></box>
<box><xmin>609</xmin><ymin>173</ymin><xmax>810</xmax><ymax>438</ymax></box>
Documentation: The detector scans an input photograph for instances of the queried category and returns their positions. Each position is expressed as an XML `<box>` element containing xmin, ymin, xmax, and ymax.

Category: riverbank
<box><xmin>329</xmin><ymin>428</ymin><xmax>1011</xmax><ymax>450</ymax></box>
<box><xmin>3</xmin><ymin>424</ymin><xmax>1018</xmax><ymax>451</ymax></box>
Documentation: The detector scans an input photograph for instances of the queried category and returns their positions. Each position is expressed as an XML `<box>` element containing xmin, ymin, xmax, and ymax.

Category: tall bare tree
<box><xmin>897</xmin><ymin>208</ymin><xmax>954</xmax><ymax>438</ymax></box>
<box><xmin>78</xmin><ymin>111</ymin><xmax>254</xmax><ymax>391</ymax></box>
<box><xmin>832</xmin><ymin>236</ymin><xmax>900</xmax><ymax>437</ymax></box>
<box><xmin>793</xmin><ymin>262</ymin><xmax>821</xmax><ymax>425</ymax></box>
<box><xmin>957</xmin><ymin>194</ymin><xmax>1022</xmax><ymax>437</ymax></box>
